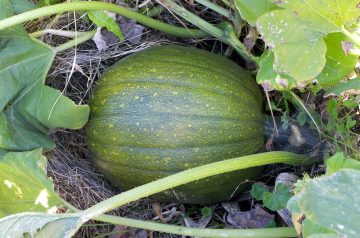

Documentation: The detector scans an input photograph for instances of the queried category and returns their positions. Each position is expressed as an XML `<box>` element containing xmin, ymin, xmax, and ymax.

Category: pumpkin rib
<box><xmin>88</xmin><ymin>133</ymin><xmax>264</xmax><ymax>150</ymax></box>
<box><xmin>119</xmin><ymin>45</ymin><xmax>255</xmax><ymax>83</ymax></box>
<box><xmin>91</xmin><ymin>141</ymin><xmax>263</xmax><ymax>172</ymax></box>
<box><xmin>88</xmin><ymin>111</ymin><xmax>264</xmax><ymax>124</ymax></box>
<box><xmin>93</xmin><ymin>78</ymin><xmax>261</xmax><ymax>109</ymax></box>
<box><xmin>103</xmin><ymin>59</ymin><xmax>258</xmax><ymax>92</ymax></box>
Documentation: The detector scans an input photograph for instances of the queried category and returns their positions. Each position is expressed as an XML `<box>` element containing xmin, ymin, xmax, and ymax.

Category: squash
<box><xmin>86</xmin><ymin>45</ymin><xmax>264</xmax><ymax>204</ymax></box>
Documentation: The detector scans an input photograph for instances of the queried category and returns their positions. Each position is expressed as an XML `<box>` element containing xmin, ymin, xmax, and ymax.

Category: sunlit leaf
<box><xmin>256</xmin><ymin>51</ymin><xmax>298</xmax><ymax>90</ymax></box>
<box><xmin>302</xmin><ymin>219</ymin><xmax>337</xmax><ymax>238</ymax></box>
<box><xmin>288</xmin><ymin>169</ymin><xmax>360</xmax><ymax>238</ymax></box>
<box><xmin>256</xmin><ymin>0</ymin><xmax>359</xmax><ymax>82</ymax></box>
<box><xmin>316</xmin><ymin>33</ymin><xmax>358</xmax><ymax>87</ymax></box>
<box><xmin>0</xmin><ymin>149</ymin><xmax>64</xmax><ymax>217</ymax></box>
<box><xmin>0</xmin><ymin>212</ymin><xmax>81</xmax><ymax>238</ymax></box>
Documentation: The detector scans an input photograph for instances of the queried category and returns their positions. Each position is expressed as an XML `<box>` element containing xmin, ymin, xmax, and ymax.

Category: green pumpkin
<box><xmin>86</xmin><ymin>45</ymin><xmax>264</xmax><ymax>204</ymax></box>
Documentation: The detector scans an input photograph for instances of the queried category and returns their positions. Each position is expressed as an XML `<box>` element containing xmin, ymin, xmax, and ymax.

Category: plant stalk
<box><xmin>65</xmin><ymin>202</ymin><xmax>297</xmax><ymax>237</ymax></box>
<box><xmin>0</xmin><ymin>1</ymin><xmax>207</xmax><ymax>38</ymax></box>
<box><xmin>81</xmin><ymin>151</ymin><xmax>311</xmax><ymax>219</ymax></box>
<box><xmin>30</xmin><ymin>29</ymin><xmax>89</xmax><ymax>38</ymax></box>
<box><xmin>53</xmin><ymin>30</ymin><xmax>96</xmax><ymax>52</ymax></box>
<box><xmin>156</xmin><ymin>0</ymin><xmax>256</xmax><ymax>62</ymax></box>
<box><xmin>95</xmin><ymin>214</ymin><xmax>297</xmax><ymax>238</ymax></box>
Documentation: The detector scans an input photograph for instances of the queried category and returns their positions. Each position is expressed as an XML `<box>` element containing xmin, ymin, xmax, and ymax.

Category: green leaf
<box><xmin>234</xmin><ymin>0</ymin><xmax>280</xmax><ymax>25</ymax></box>
<box><xmin>11</xmin><ymin>0</ymin><xmax>37</xmax><ymax>14</ymax></box>
<box><xmin>287</xmin><ymin>169</ymin><xmax>360</xmax><ymax>238</ymax></box>
<box><xmin>307</xmin><ymin>235</ymin><xmax>340</xmax><ymax>238</ymax></box>
<box><xmin>87</xmin><ymin>10</ymin><xmax>124</xmax><ymax>41</ymax></box>
<box><xmin>256</xmin><ymin>0</ymin><xmax>360</xmax><ymax>82</ymax></box>
<box><xmin>343</xmin><ymin>99</ymin><xmax>358</xmax><ymax>109</ymax></box>
<box><xmin>0</xmin><ymin>212</ymin><xmax>81</xmax><ymax>238</ymax></box>
<box><xmin>262</xmin><ymin>183</ymin><xmax>292</xmax><ymax>211</ymax></box>
<box><xmin>0</xmin><ymin>149</ymin><xmax>64</xmax><ymax>217</ymax></box>
<box><xmin>302</xmin><ymin>219</ymin><xmax>337</xmax><ymax>238</ymax></box>
<box><xmin>326</xmin><ymin>152</ymin><xmax>360</xmax><ymax>175</ymax></box>
<box><xmin>251</xmin><ymin>182</ymin><xmax>292</xmax><ymax>211</ymax></box>
<box><xmin>200</xmin><ymin>207</ymin><xmax>212</xmax><ymax>217</ymax></box>
<box><xmin>296</xmin><ymin>110</ymin><xmax>307</xmax><ymax>126</ymax></box>
<box><xmin>256</xmin><ymin>51</ymin><xmax>298</xmax><ymax>90</ymax></box>
<box><xmin>251</xmin><ymin>183</ymin><xmax>269</xmax><ymax>200</ymax></box>
<box><xmin>0</xmin><ymin>2</ymin><xmax>89</xmax><ymax>151</ymax></box>
<box><xmin>316</xmin><ymin>33</ymin><xmax>359</xmax><ymax>87</ymax></box>
<box><xmin>325</xmin><ymin>78</ymin><xmax>360</xmax><ymax>96</ymax></box>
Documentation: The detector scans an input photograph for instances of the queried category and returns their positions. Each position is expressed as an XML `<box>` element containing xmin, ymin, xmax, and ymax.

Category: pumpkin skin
<box><xmin>86</xmin><ymin>45</ymin><xmax>264</xmax><ymax>204</ymax></box>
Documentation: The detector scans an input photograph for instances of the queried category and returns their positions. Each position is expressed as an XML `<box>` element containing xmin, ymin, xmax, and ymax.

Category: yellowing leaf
<box><xmin>0</xmin><ymin>150</ymin><xmax>64</xmax><ymax>217</ymax></box>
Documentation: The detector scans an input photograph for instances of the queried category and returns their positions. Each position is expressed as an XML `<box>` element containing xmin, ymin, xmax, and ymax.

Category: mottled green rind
<box><xmin>87</xmin><ymin>45</ymin><xmax>264</xmax><ymax>204</ymax></box>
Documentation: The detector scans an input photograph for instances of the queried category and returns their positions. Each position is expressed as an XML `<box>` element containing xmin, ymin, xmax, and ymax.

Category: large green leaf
<box><xmin>256</xmin><ymin>0</ymin><xmax>359</xmax><ymax>83</ymax></box>
<box><xmin>256</xmin><ymin>32</ymin><xmax>358</xmax><ymax>90</ymax></box>
<box><xmin>288</xmin><ymin>169</ymin><xmax>360</xmax><ymax>238</ymax></box>
<box><xmin>0</xmin><ymin>212</ymin><xmax>81</xmax><ymax>238</ymax></box>
<box><xmin>11</xmin><ymin>0</ymin><xmax>37</xmax><ymax>14</ymax></box>
<box><xmin>0</xmin><ymin>1</ymin><xmax>89</xmax><ymax>151</ymax></box>
<box><xmin>316</xmin><ymin>33</ymin><xmax>358</xmax><ymax>86</ymax></box>
<box><xmin>234</xmin><ymin>0</ymin><xmax>280</xmax><ymax>25</ymax></box>
<box><xmin>0</xmin><ymin>149</ymin><xmax>64</xmax><ymax>217</ymax></box>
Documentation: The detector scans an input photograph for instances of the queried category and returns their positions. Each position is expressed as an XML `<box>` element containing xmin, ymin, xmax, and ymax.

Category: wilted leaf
<box><xmin>256</xmin><ymin>0</ymin><xmax>360</xmax><ymax>82</ymax></box>
<box><xmin>88</xmin><ymin>10</ymin><xmax>124</xmax><ymax>41</ymax></box>
<box><xmin>234</xmin><ymin>0</ymin><xmax>280</xmax><ymax>25</ymax></box>
<box><xmin>0</xmin><ymin>149</ymin><xmax>64</xmax><ymax>217</ymax></box>
<box><xmin>226</xmin><ymin>204</ymin><xmax>274</xmax><ymax>228</ymax></box>
<box><xmin>0</xmin><ymin>2</ymin><xmax>89</xmax><ymax>151</ymax></box>
<box><xmin>287</xmin><ymin>169</ymin><xmax>360</xmax><ymax>238</ymax></box>
<box><xmin>92</xmin><ymin>15</ymin><xmax>144</xmax><ymax>51</ymax></box>
<box><xmin>0</xmin><ymin>212</ymin><xmax>81</xmax><ymax>238</ymax></box>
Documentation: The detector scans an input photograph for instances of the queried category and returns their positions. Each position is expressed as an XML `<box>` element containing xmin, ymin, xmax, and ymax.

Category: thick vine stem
<box><xmin>0</xmin><ymin>1</ymin><xmax>207</xmax><ymax>38</ymax></box>
<box><xmin>64</xmin><ymin>202</ymin><xmax>296</xmax><ymax>237</ymax></box>
<box><xmin>81</xmin><ymin>151</ymin><xmax>311</xmax><ymax>219</ymax></box>
<box><xmin>156</xmin><ymin>0</ymin><xmax>256</xmax><ymax>63</ymax></box>
<box><xmin>96</xmin><ymin>214</ymin><xmax>297</xmax><ymax>238</ymax></box>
